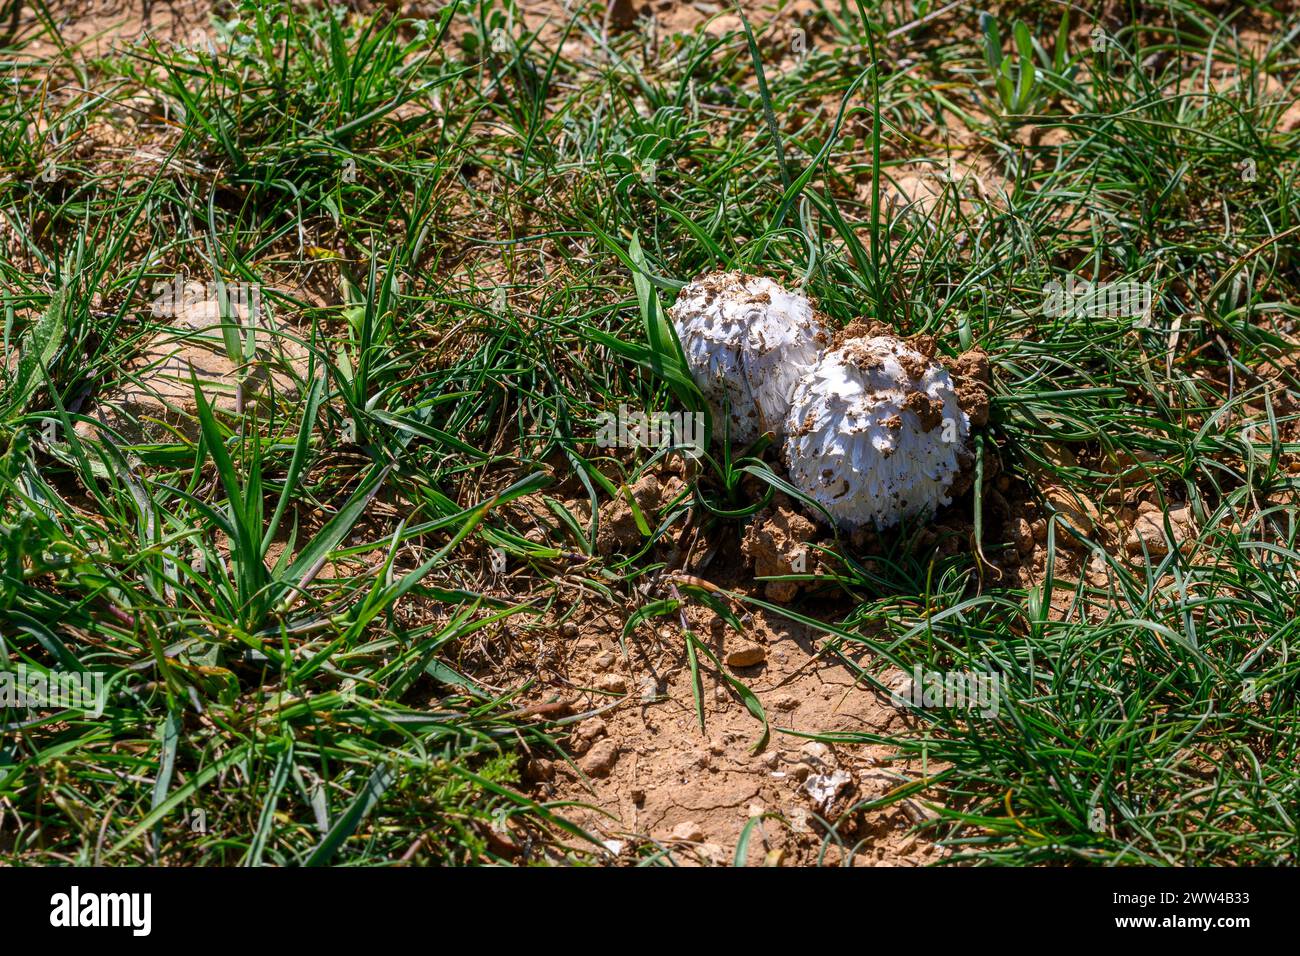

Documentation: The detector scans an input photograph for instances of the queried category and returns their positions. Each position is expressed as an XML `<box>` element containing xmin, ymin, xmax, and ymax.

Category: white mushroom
<box><xmin>669</xmin><ymin>272</ymin><xmax>827</xmax><ymax>445</ymax></box>
<box><xmin>784</xmin><ymin>336</ymin><xmax>970</xmax><ymax>531</ymax></box>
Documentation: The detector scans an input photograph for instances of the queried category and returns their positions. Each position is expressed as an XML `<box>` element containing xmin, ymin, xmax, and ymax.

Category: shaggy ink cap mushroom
<box><xmin>784</xmin><ymin>336</ymin><xmax>970</xmax><ymax>530</ymax></box>
<box><xmin>669</xmin><ymin>272</ymin><xmax>827</xmax><ymax>445</ymax></box>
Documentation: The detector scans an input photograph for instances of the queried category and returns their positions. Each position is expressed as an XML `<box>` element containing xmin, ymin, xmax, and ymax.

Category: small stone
<box><xmin>1044</xmin><ymin>486</ymin><xmax>1096</xmax><ymax>534</ymax></box>
<box><xmin>668</xmin><ymin>821</ymin><xmax>704</xmax><ymax>843</ymax></box>
<box><xmin>764</xmin><ymin>580</ymin><xmax>800</xmax><ymax>603</ymax></box>
<box><xmin>1126</xmin><ymin>515</ymin><xmax>1172</xmax><ymax>556</ymax></box>
<box><xmin>579</xmin><ymin>738</ymin><xmax>620</xmax><ymax>777</ymax></box>
<box><xmin>595</xmin><ymin>673</ymin><xmax>627</xmax><ymax>694</ymax></box>
<box><xmin>559</xmin><ymin>621</ymin><xmax>580</xmax><ymax>638</ymax></box>
<box><xmin>725</xmin><ymin>642</ymin><xmax>766</xmax><ymax>668</ymax></box>
<box><xmin>575</xmin><ymin>717</ymin><xmax>607</xmax><ymax>743</ymax></box>
<box><xmin>1043</xmin><ymin>486</ymin><xmax>1097</xmax><ymax>549</ymax></box>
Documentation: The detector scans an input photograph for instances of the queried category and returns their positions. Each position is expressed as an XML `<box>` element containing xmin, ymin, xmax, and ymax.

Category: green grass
<box><xmin>1</xmin><ymin>0</ymin><xmax>1298</xmax><ymax>865</ymax></box>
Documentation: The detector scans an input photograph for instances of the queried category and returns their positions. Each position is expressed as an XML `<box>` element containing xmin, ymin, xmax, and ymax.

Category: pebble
<box><xmin>1126</xmin><ymin>515</ymin><xmax>1171</xmax><ymax>555</ymax></box>
<box><xmin>724</xmin><ymin>642</ymin><xmax>766</xmax><ymax>667</ymax></box>
<box><xmin>595</xmin><ymin>673</ymin><xmax>627</xmax><ymax>694</ymax></box>
<box><xmin>771</xmin><ymin>692</ymin><xmax>800</xmax><ymax>711</ymax></box>
<box><xmin>639</xmin><ymin>676</ymin><xmax>662</xmax><ymax>702</ymax></box>
<box><xmin>579</xmin><ymin>738</ymin><xmax>619</xmax><ymax>777</ymax></box>
<box><xmin>668</xmin><ymin>821</ymin><xmax>704</xmax><ymax>843</ymax></box>
<box><xmin>1044</xmin><ymin>486</ymin><xmax>1097</xmax><ymax>538</ymax></box>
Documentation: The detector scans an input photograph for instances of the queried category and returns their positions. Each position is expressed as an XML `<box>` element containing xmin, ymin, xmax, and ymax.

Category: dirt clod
<box><xmin>596</xmin><ymin>473</ymin><xmax>672</xmax><ymax>556</ymax></box>
<box><xmin>742</xmin><ymin>496</ymin><xmax>817</xmax><ymax>602</ymax></box>
<box><xmin>948</xmin><ymin>347</ymin><xmax>991</xmax><ymax>427</ymax></box>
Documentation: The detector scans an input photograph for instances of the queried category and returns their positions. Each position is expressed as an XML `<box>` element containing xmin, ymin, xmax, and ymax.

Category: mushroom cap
<box><xmin>669</xmin><ymin>272</ymin><xmax>826</xmax><ymax>445</ymax></box>
<box><xmin>784</xmin><ymin>336</ymin><xmax>970</xmax><ymax>530</ymax></box>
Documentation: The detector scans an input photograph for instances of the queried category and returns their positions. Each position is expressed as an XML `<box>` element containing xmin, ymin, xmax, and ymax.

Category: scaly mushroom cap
<box><xmin>669</xmin><ymin>272</ymin><xmax>826</xmax><ymax>445</ymax></box>
<box><xmin>784</xmin><ymin>336</ymin><xmax>970</xmax><ymax>530</ymax></box>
